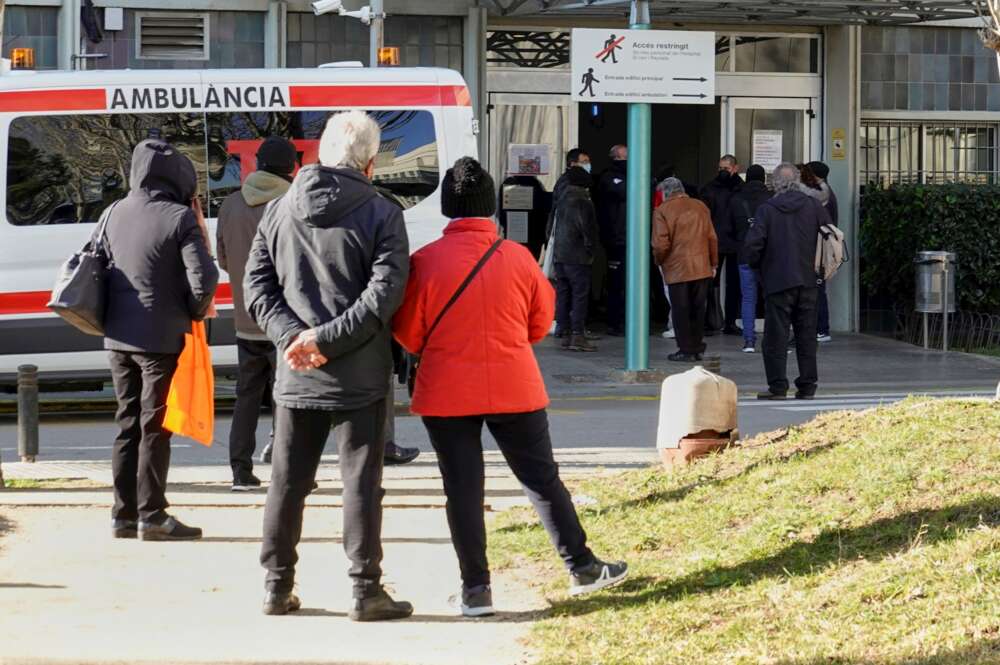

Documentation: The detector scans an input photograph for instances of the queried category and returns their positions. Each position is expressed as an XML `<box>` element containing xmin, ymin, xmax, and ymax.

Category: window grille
<box><xmin>860</xmin><ymin>120</ymin><xmax>998</xmax><ymax>186</ymax></box>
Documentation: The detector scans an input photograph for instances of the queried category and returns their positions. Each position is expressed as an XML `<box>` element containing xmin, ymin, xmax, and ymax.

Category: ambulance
<box><xmin>0</xmin><ymin>66</ymin><xmax>477</xmax><ymax>385</ymax></box>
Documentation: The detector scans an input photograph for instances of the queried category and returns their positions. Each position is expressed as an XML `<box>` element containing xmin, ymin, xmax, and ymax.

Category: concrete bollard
<box><xmin>17</xmin><ymin>364</ymin><xmax>39</xmax><ymax>463</ymax></box>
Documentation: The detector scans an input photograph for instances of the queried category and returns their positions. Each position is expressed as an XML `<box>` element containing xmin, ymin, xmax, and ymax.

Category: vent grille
<box><xmin>137</xmin><ymin>13</ymin><xmax>209</xmax><ymax>60</ymax></box>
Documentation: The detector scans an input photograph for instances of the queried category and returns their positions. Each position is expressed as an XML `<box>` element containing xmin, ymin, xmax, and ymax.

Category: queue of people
<box><xmin>99</xmin><ymin>113</ymin><xmax>629</xmax><ymax>620</ymax></box>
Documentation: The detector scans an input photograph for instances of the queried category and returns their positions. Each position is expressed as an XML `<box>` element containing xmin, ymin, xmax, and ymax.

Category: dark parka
<box><xmin>742</xmin><ymin>190</ymin><xmax>831</xmax><ymax>296</ymax></box>
<box><xmin>699</xmin><ymin>171</ymin><xmax>743</xmax><ymax>254</ymax></box>
<box><xmin>244</xmin><ymin>164</ymin><xmax>410</xmax><ymax>411</ymax></box>
<box><xmin>103</xmin><ymin>139</ymin><xmax>219</xmax><ymax>354</ymax></box>
<box><xmin>729</xmin><ymin>179</ymin><xmax>773</xmax><ymax>250</ymax></box>
<box><xmin>545</xmin><ymin>166</ymin><xmax>599</xmax><ymax>265</ymax></box>
<box><xmin>595</xmin><ymin>160</ymin><xmax>628</xmax><ymax>249</ymax></box>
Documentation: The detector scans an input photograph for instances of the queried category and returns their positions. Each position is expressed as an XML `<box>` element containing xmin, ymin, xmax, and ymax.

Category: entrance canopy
<box><xmin>487</xmin><ymin>1</ymin><xmax>983</xmax><ymax>25</ymax></box>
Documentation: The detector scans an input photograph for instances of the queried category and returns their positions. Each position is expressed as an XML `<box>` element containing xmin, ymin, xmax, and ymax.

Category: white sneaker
<box><xmin>742</xmin><ymin>343</ymin><xmax>756</xmax><ymax>353</ymax></box>
<box><xmin>661</xmin><ymin>329</ymin><xmax>675</xmax><ymax>339</ymax></box>
<box><xmin>817</xmin><ymin>334</ymin><xmax>832</xmax><ymax>343</ymax></box>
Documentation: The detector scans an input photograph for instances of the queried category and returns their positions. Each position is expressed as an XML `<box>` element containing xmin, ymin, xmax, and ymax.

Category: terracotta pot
<box><xmin>659</xmin><ymin>429</ymin><xmax>732</xmax><ymax>468</ymax></box>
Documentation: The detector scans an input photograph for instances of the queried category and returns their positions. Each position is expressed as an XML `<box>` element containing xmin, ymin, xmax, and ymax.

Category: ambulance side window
<box><xmin>5</xmin><ymin>113</ymin><xmax>209</xmax><ymax>226</ymax></box>
<box><xmin>205</xmin><ymin>110</ymin><xmax>440</xmax><ymax>216</ymax></box>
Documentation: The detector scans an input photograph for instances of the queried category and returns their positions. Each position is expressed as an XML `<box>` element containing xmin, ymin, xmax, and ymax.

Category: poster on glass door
<box><xmin>752</xmin><ymin>130</ymin><xmax>784</xmax><ymax>173</ymax></box>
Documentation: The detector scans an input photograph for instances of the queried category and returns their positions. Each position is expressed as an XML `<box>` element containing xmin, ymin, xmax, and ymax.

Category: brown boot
<box><xmin>568</xmin><ymin>334</ymin><xmax>598</xmax><ymax>352</ymax></box>
<box><xmin>561</xmin><ymin>335</ymin><xmax>572</xmax><ymax>349</ymax></box>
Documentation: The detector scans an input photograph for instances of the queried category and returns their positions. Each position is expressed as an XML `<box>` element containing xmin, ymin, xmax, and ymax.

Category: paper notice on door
<box><xmin>506</xmin><ymin>211</ymin><xmax>530</xmax><ymax>243</ymax></box>
<box><xmin>752</xmin><ymin>130</ymin><xmax>784</xmax><ymax>173</ymax></box>
<box><xmin>503</xmin><ymin>185</ymin><xmax>535</xmax><ymax>210</ymax></box>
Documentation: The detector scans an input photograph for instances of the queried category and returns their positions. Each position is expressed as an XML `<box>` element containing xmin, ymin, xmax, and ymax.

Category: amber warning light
<box><xmin>11</xmin><ymin>48</ymin><xmax>35</xmax><ymax>70</ymax></box>
<box><xmin>378</xmin><ymin>47</ymin><xmax>400</xmax><ymax>67</ymax></box>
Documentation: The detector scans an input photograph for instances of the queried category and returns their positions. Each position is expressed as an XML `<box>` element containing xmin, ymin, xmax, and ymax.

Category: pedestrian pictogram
<box><xmin>597</xmin><ymin>34</ymin><xmax>625</xmax><ymax>63</ymax></box>
<box><xmin>580</xmin><ymin>68</ymin><xmax>600</xmax><ymax>97</ymax></box>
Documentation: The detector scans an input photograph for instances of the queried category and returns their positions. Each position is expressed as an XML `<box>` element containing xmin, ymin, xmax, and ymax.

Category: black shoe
<box><xmin>262</xmin><ymin>591</ymin><xmax>301</xmax><ymax>616</ymax></box>
<box><xmin>569</xmin><ymin>558</ymin><xmax>628</xmax><ymax>597</ymax></box>
<box><xmin>138</xmin><ymin>516</ymin><xmax>203</xmax><ymax>541</ymax></box>
<box><xmin>795</xmin><ymin>392</ymin><xmax>816</xmax><ymax>400</ymax></box>
<box><xmin>232</xmin><ymin>473</ymin><xmax>263</xmax><ymax>492</ymax></box>
<box><xmin>384</xmin><ymin>442</ymin><xmax>420</xmax><ymax>466</ymax></box>
<box><xmin>723</xmin><ymin>325</ymin><xmax>743</xmax><ymax>336</ymax></box>
<box><xmin>584</xmin><ymin>329</ymin><xmax>603</xmax><ymax>341</ymax></box>
<box><xmin>553</xmin><ymin>328</ymin><xmax>570</xmax><ymax>339</ymax></box>
<box><xmin>668</xmin><ymin>351</ymin><xmax>698</xmax><ymax>362</ymax></box>
<box><xmin>606</xmin><ymin>327</ymin><xmax>625</xmax><ymax>337</ymax></box>
<box><xmin>756</xmin><ymin>391</ymin><xmax>788</xmax><ymax>401</ymax></box>
<box><xmin>459</xmin><ymin>584</ymin><xmax>495</xmax><ymax>618</ymax></box>
<box><xmin>704</xmin><ymin>329</ymin><xmax>718</xmax><ymax>337</ymax></box>
<box><xmin>111</xmin><ymin>519</ymin><xmax>138</xmax><ymax>539</ymax></box>
<box><xmin>349</xmin><ymin>587</ymin><xmax>414</xmax><ymax>622</ymax></box>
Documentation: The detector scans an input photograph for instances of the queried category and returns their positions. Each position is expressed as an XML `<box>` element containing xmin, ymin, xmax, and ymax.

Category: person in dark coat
<box><xmin>595</xmin><ymin>144</ymin><xmax>627</xmax><ymax>335</ymax></box>
<box><xmin>104</xmin><ymin>139</ymin><xmax>219</xmax><ymax>542</ymax></box>
<box><xmin>547</xmin><ymin>165</ymin><xmax>600</xmax><ymax>352</ymax></box>
<box><xmin>730</xmin><ymin>164</ymin><xmax>772</xmax><ymax>353</ymax></box>
<box><xmin>217</xmin><ymin>136</ymin><xmax>296</xmax><ymax>492</ymax></box>
<box><xmin>742</xmin><ymin>163</ymin><xmax>830</xmax><ymax>401</ymax></box>
<box><xmin>808</xmin><ymin>161</ymin><xmax>838</xmax><ymax>343</ymax></box>
<box><xmin>244</xmin><ymin>111</ymin><xmax>413</xmax><ymax>621</ymax></box>
<box><xmin>700</xmin><ymin>154</ymin><xmax>743</xmax><ymax>336</ymax></box>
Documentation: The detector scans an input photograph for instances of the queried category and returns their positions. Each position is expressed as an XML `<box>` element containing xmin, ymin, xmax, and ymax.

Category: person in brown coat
<box><xmin>652</xmin><ymin>177</ymin><xmax>719</xmax><ymax>362</ymax></box>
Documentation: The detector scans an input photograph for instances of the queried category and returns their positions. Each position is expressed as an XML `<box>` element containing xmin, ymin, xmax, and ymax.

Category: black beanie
<box><xmin>746</xmin><ymin>164</ymin><xmax>766</xmax><ymax>183</ymax></box>
<box><xmin>256</xmin><ymin>136</ymin><xmax>298</xmax><ymax>177</ymax></box>
<box><xmin>441</xmin><ymin>157</ymin><xmax>496</xmax><ymax>219</ymax></box>
<box><xmin>808</xmin><ymin>161</ymin><xmax>830</xmax><ymax>180</ymax></box>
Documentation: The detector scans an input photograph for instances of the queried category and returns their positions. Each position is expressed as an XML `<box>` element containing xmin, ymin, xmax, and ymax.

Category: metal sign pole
<box><xmin>369</xmin><ymin>0</ymin><xmax>384</xmax><ymax>68</ymax></box>
<box><xmin>625</xmin><ymin>0</ymin><xmax>651</xmax><ymax>372</ymax></box>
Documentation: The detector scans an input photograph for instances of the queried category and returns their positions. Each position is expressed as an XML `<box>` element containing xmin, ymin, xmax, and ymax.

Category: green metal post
<box><xmin>626</xmin><ymin>0</ymin><xmax>651</xmax><ymax>371</ymax></box>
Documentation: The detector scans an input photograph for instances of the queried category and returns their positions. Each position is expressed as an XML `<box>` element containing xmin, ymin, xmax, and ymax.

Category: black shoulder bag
<box><xmin>47</xmin><ymin>201</ymin><xmax>120</xmax><ymax>336</ymax></box>
<box><xmin>407</xmin><ymin>238</ymin><xmax>503</xmax><ymax>396</ymax></box>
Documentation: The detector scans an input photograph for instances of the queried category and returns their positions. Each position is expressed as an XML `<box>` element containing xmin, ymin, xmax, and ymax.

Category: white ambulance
<box><xmin>0</xmin><ymin>66</ymin><xmax>477</xmax><ymax>385</ymax></box>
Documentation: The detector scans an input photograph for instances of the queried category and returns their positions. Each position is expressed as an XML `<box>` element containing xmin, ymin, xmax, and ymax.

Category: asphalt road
<box><xmin>1</xmin><ymin>389</ymin><xmax>989</xmax><ymax>467</ymax></box>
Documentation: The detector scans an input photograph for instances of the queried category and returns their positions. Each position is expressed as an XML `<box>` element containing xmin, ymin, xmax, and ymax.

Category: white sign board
<box><xmin>506</xmin><ymin>212</ymin><xmax>530</xmax><ymax>243</ymax></box>
<box><xmin>507</xmin><ymin>144</ymin><xmax>551</xmax><ymax>176</ymax></box>
<box><xmin>752</xmin><ymin>130</ymin><xmax>784</xmax><ymax>173</ymax></box>
<box><xmin>571</xmin><ymin>29</ymin><xmax>715</xmax><ymax>105</ymax></box>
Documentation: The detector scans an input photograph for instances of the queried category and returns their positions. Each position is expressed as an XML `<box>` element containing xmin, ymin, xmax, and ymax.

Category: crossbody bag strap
<box><xmin>419</xmin><ymin>238</ymin><xmax>503</xmax><ymax>355</ymax></box>
<box><xmin>90</xmin><ymin>200</ymin><xmax>121</xmax><ymax>259</ymax></box>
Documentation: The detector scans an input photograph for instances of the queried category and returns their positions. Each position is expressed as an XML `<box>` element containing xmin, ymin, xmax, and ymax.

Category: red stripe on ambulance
<box><xmin>289</xmin><ymin>85</ymin><xmax>471</xmax><ymax>108</ymax></box>
<box><xmin>0</xmin><ymin>88</ymin><xmax>106</xmax><ymax>112</ymax></box>
<box><xmin>0</xmin><ymin>283</ymin><xmax>234</xmax><ymax>317</ymax></box>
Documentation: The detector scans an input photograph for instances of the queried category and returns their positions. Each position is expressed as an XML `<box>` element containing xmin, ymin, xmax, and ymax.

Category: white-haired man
<box><xmin>742</xmin><ymin>163</ymin><xmax>830</xmax><ymax>401</ymax></box>
<box><xmin>245</xmin><ymin>110</ymin><xmax>412</xmax><ymax>620</ymax></box>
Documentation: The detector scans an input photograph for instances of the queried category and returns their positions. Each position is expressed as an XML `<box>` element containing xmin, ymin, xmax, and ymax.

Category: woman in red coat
<box><xmin>393</xmin><ymin>157</ymin><xmax>627</xmax><ymax>618</ymax></box>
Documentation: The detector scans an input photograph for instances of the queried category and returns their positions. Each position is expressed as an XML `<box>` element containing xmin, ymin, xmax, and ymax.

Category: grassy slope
<box><xmin>489</xmin><ymin>399</ymin><xmax>1000</xmax><ymax>665</ymax></box>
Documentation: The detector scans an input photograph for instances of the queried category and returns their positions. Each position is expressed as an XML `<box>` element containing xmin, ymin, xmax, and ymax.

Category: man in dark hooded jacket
<box><xmin>217</xmin><ymin>136</ymin><xmax>297</xmax><ymax>491</ymax></box>
<box><xmin>104</xmin><ymin>139</ymin><xmax>219</xmax><ymax>542</ymax></box>
<box><xmin>547</xmin><ymin>164</ymin><xmax>599</xmax><ymax>352</ymax></box>
<box><xmin>700</xmin><ymin>154</ymin><xmax>743</xmax><ymax>335</ymax></box>
<box><xmin>743</xmin><ymin>163</ymin><xmax>830</xmax><ymax>401</ymax></box>
<box><xmin>595</xmin><ymin>144</ymin><xmax>627</xmax><ymax>335</ymax></box>
<box><xmin>244</xmin><ymin>111</ymin><xmax>412</xmax><ymax>621</ymax></box>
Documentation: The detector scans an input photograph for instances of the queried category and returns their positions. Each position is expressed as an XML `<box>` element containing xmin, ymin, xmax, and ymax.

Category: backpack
<box><xmin>815</xmin><ymin>223</ymin><xmax>848</xmax><ymax>282</ymax></box>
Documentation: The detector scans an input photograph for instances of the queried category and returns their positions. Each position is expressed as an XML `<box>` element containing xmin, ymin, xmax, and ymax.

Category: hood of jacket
<box><xmin>129</xmin><ymin>139</ymin><xmax>197</xmax><ymax>204</ymax></box>
<box><xmin>770</xmin><ymin>189</ymin><xmax>816</xmax><ymax>214</ymax></box>
<box><xmin>242</xmin><ymin>170</ymin><xmax>291</xmax><ymax>207</ymax></box>
<box><xmin>285</xmin><ymin>164</ymin><xmax>377</xmax><ymax>229</ymax></box>
<box><xmin>801</xmin><ymin>181</ymin><xmax>831</xmax><ymax>206</ymax></box>
<box><xmin>742</xmin><ymin>180</ymin><xmax>770</xmax><ymax>196</ymax></box>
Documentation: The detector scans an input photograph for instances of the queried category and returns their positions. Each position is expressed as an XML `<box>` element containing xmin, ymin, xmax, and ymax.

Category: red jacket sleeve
<box><xmin>528</xmin><ymin>256</ymin><xmax>556</xmax><ymax>344</ymax></box>
<box><xmin>392</xmin><ymin>253</ymin><xmax>426</xmax><ymax>355</ymax></box>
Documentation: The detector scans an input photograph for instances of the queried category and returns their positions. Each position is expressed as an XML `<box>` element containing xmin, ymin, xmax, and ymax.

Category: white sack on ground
<box><xmin>656</xmin><ymin>367</ymin><xmax>738</xmax><ymax>450</ymax></box>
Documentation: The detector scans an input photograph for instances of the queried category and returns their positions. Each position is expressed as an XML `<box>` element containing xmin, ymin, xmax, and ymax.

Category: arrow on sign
<box><xmin>673</xmin><ymin>77</ymin><xmax>708</xmax><ymax>82</ymax></box>
<box><xmin>674</xmin><ymin>93</ymin><xmax>708</xmax><ymax>99</ymax></box>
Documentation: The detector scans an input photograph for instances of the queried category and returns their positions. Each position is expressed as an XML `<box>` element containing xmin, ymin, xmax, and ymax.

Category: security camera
<box><xmin>311</xmin><ymin>0</ymin><xmax>343</xmax><ymax>15</ymax></box>
<box><xmin>341</xmin><ymin>7</ymin><xmax>372</xmax><ymax>24</ymax></box>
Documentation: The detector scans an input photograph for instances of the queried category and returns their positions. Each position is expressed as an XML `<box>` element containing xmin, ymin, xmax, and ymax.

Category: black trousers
<box><xmin>763</xmin><ymin>286</ymin><xmax>820</xmax><ymax>395</ymax></box>
<box><xmin>260</xmin><ymin>401</ymin><xmax>387</xmax><ymax>598</ymax></box>
<box><xmin>554</xmin><ymin>262</ymin><xmax>592</xmax><ymax>334</ymax></box>
<box><xmin>230</xmin><ymin>338</ymin><xmax>277</xmax><ymax>477</ymax></box>
<box><xmin>108</xmin><ymin>351</ymin><xmax>179</xmax><ymax>524</ymax></box>
<box><xmin>606</xmin><ymin>244</ymin><xmax>626</xmax><ymax>331</ymax></box>
<box><xmin>711</xmin><ymin>252</ymin><xmax>742</xmax><ymax>329</ymax></box>
<box><xmin>668</xmin><ymin>278</ymin><xmax>711</xmax><ymax>355</ymax></box>
<box><xmin>422</xmin><ymin>410</ymin><xmax>594</xmax><ymax>589</ymax></box>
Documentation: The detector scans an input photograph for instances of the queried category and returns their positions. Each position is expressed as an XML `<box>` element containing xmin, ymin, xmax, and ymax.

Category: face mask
<box><xmin>581</xmin><ymin>163</ymin><xmax>592</xmax><ymax>174</ymax></box>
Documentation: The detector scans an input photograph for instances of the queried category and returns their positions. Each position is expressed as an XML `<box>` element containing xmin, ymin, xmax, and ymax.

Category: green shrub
<box><xmin>861</xmin><ymin>183</ymin><xmax>1000</xmax><ymax>312</ymax></box>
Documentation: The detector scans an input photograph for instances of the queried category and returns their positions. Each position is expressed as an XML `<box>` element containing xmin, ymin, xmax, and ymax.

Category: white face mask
<box><xmin>581</xmin><ymin>163</ymin><xmax>592</xmax><ymax>174</ymax></box>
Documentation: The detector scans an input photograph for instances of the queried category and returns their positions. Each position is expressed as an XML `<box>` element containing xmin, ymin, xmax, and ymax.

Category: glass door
<box><xmin>723</xmin><ymin>97</ymin><xmax>818</xmax><ymax>177</ymax></box>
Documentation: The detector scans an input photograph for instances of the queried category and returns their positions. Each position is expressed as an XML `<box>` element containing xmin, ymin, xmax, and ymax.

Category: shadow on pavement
<box><xmin>294</xmin><ymin>608</ymin><xmax>543</xmax><ymax>623</ymax></box>
<box><xmin>198</xmin><ymin>536</ymin><xmax>453</xmax><ymax>545</ymax></box>
<box><xmin>0</xmin><ymin>582</ymin><xmax>67</xmax><ymax>589</ymax></box>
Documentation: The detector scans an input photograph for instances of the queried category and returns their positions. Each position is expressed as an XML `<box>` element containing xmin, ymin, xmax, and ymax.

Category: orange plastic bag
<box><xmin>163</xmin><ymin>321</ymin><xmax>215</xmax><ymax>446</ymax></box>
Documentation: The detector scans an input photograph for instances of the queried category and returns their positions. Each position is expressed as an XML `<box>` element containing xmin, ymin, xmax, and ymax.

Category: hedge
<box><xmin>861</xmin><ymin>183</ymin><xmax>1000</xmax><ymax>313</ymax></box>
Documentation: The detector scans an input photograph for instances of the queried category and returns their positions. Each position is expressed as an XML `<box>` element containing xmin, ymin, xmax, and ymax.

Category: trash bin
<box><xmin>914</xmin><ymin>251</ymin><xmax>956</xmax><ymax>351</ymax></box>
<box><xmin>914</xmin><ymin>251</ymin><xmax>956</xmax><ymax>314</ymax></box>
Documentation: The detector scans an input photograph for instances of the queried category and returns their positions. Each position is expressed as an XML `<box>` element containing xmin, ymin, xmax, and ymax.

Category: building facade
<box><xmin>2</xmin><ymin>0</ymin><xmax>992</xmax><ymax>331</ymax></box>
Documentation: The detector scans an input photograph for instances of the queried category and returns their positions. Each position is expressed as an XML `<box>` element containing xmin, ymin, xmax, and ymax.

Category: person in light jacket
<box><xmin>652</xmin><ymin>178</ymin><xmax>719</xmax><ymax>362</ymax></box>
<box><xmin>104</xmin><ymin>139</ymin><xmax>219</xmax><ymax>542</ymax></box>
<box><xmin>244</xmin><ymin>111</ymin><xmax>412</xmax><ymax>621</ymax></box>
<box><xmin>394</xmin><ymin>157</ymin><xmax>628</xmax><ymax>619</ymax></box>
